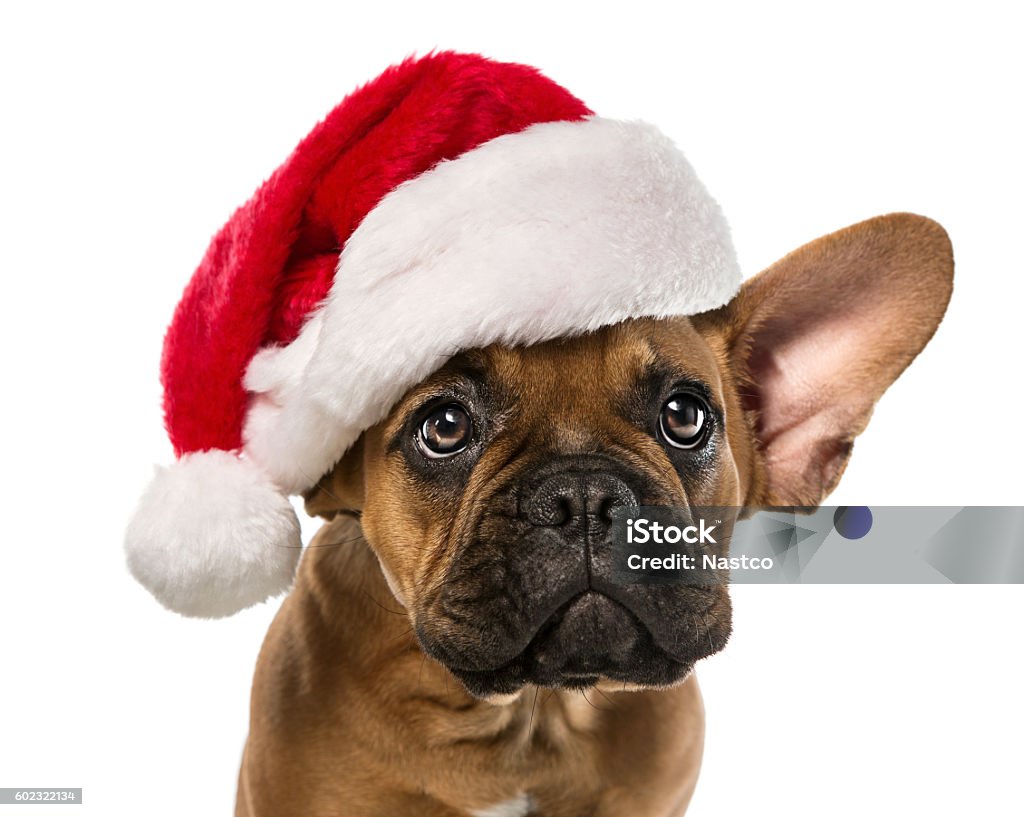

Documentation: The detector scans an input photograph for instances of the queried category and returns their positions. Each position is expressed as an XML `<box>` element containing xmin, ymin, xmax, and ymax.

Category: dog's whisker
<box><xmin>294</xmin><ymin>532</ymin><xmax>368</xmax><ymax>549</ymax></box>
<box><xmin>580</xmin><ymin>687</ymin><xmax>612</xmax><ymax>713</ymax></box>
<box><xmin>297</xmin><ymin>465</ymin><xmax>351</xmax><ymax>510</ymax></box>
<box><xmin>360</xmin><ymin>588</ymin><xmax>406</xmax><ymax>617</ymax></box>
<box><xmin>527</xmin><ymin>686</ymin><xmax>541</xmax><ymax>738</ymax></box>
<box><xmin>380</xmin><ymin>624</ymin><xmax>416</xmax><ymax>651</ymax></box>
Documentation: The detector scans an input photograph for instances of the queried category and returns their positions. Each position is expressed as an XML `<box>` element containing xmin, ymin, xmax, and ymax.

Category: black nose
<box><xmin>527</xmin><ymin>471</ymin><xmax>638</xmax><ymax>527</ymax></box>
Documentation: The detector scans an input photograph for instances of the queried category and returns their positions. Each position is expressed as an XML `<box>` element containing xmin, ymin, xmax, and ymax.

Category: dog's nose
<box><xmin>527</xmin><ymin>471</ymin><xmax>638</xmax><ymax>527</ymax></box>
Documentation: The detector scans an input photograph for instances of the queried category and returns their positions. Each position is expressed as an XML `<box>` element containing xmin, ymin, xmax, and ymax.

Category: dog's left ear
<box><xmin>303</xmin><ymin>437</ymin><xmax>366</xmax><ymax>519</ymax></box>
<box><xmin>719</xmin><ymin>213</ymin><xmax>953</xmax><ymax>507</ymax></box>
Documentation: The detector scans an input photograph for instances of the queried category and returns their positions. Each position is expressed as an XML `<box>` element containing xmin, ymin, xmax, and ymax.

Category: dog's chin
<box><xmin>440</xmin><ymin>591</ymin><xmax>698</xmax><ymax>699</ymax></box>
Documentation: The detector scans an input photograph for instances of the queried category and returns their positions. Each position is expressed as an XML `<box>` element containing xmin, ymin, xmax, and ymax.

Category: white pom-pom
<box><xmin>125</xmin><ymin>450</ymin><xmax>301</xmax><ymax>618</ymax></box>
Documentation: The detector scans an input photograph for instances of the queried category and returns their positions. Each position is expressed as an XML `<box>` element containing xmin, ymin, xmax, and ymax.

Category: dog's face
<box><xmin>307</xmin><ymin>214</ymin><xmax>953</xmax><ymax>697</ymax></box>
<box><xmin>360</xmin><ymin>320</ymin><xmax>744</xmax><ymax>696</ymax></box>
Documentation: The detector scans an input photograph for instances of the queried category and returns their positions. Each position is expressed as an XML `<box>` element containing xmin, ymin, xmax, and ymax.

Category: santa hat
<box><xmin>125</xmin><ymin>52</ymin><xmax>741</xmax><ymax>618</ymax></box>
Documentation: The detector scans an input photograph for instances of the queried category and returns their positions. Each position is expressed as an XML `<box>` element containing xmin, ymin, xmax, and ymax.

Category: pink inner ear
<box><xmin>747</xmin><ymin>302</ymin><xmax>885</xmax><ymax>503</ymax></box>
<box><xmin>735</xmin><ymin>212</ymin><xmax>952</xmax><ymax>505</ymax></box>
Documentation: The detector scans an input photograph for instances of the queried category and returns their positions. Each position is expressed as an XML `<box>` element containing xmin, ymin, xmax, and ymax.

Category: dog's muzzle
<box><xmin>415</xmin><ymin>456</ymin><xmax>730</xmax><ymax>697</ymax></box>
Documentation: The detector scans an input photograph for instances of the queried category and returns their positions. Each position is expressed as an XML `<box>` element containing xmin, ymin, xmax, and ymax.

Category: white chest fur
<box><xmin>470</xmin><ymin>792</ymin><xmax>535</xmax><ymax>817</ymax></box>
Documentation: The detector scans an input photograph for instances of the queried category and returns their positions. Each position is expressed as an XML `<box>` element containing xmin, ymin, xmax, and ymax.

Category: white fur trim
<box><xmin>125</xmin><ymin>450</ymin><xmax>301</xmax><ymax>618</ymax></box>
<box><xmin>244</xmin><ymin>117</ymin><xmax>741</xmax><ymax>492</ymax></box>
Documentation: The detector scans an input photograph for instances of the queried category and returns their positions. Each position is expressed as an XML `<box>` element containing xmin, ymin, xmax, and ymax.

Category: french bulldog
<box><xmin>235</xmin><ymin>213</ymin><xmax>953</xmax><ymax>817</ymax></box>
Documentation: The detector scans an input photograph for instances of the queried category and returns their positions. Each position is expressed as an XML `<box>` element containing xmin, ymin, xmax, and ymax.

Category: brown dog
<box><xmin>235</xmin><ymin>213</ymin><xmax>953</xmax><ymax>816</ymax></box>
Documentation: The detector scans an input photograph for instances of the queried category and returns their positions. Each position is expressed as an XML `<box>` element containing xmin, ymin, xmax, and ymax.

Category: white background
<box><xmin>1</xmin><ymin>2</ymin><xmax>1021</xmax><ymax>815</ymax></box>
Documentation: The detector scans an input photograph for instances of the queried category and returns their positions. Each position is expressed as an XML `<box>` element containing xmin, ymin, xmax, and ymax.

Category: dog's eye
<box><xmin>417</xmin><ymin>403</ymin><xmax>472</xmax><ymax>458</ymax></box>
<box><xmin>659</xmin><ymin>394</ymin><xmax>709</xmax><ymax>450</ymax></box>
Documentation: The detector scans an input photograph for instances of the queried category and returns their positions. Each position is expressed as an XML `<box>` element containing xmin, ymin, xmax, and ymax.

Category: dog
<box><xmin>234</xmin><ymin>213</ymin><xmax>952</xmax><ymax>816</ymax></box>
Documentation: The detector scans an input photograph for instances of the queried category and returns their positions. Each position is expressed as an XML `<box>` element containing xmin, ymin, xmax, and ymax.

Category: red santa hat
<box><xmin>125</xmin><ymin>51</ymin><xmax>741</xmax><ymax>618</ymax></box>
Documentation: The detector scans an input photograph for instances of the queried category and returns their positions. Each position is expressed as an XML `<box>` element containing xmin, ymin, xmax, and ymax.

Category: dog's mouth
<box><xmin>429</xmin><ymin>590</ymin><xmax>701</xmax><ymax>698</ymax></box>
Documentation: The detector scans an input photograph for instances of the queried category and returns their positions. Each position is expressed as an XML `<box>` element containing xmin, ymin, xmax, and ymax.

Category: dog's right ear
<box><xmin>303</xmin><ymin>437</ymin><xmax>366</xmax><ymax>519</ymax></box>
<box><xmin>714</xmin><ymin>212</ymin><xmax>953</xmax><ymax>508</ymax></box>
